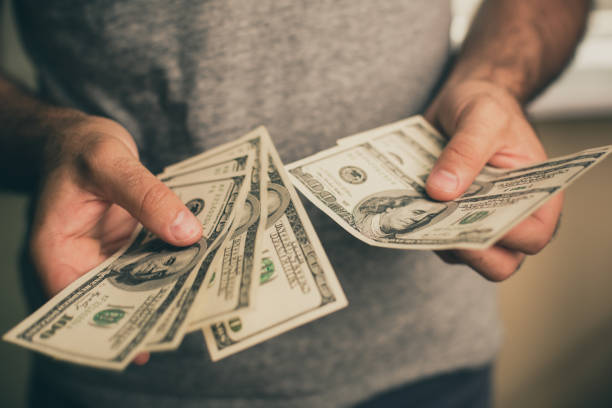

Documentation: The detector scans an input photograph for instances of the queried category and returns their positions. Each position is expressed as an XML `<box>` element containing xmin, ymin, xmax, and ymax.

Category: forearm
<box><xmin>0</xmin><ymin>74</ymin><xmax>88</xmax><ymax>191</ymax></box>
<box><xmin>447</xmin><ymin>0</ymin><xmax>591</xmax><ymax>104</ymax></box>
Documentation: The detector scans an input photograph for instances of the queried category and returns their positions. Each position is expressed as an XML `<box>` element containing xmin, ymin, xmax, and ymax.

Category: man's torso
<box><xmin>16</xmin><ymin>1</ymin><xmax>500</xmax><ymax>406</ymax></box>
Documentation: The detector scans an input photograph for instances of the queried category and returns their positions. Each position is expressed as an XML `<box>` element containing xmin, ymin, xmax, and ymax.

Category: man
<box><xmin>0</xmin><ymin>0</ymin><xmax>588</xmax><ymax>406</ymax></box>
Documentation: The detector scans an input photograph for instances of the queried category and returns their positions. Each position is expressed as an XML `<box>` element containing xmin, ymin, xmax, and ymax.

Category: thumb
<box><xmin>87</xmin><ymin>138</ymin><xmax>202</xmax><ymax>246</ymax></box>
<box><xmin>426</xmin><ymin>120</ymin><xmax>500</xmax><ymax>201</ymax></box>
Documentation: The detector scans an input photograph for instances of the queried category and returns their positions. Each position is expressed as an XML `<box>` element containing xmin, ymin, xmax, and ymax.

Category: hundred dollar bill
<box><xmin>163</xmin><ymin>129</ymin><xmax>261</xmax><ymax>174</ymax></box>
<box><xmin>337</xmin><ymin>115</ymin><xmax>504</xmax><ymax>187</ymax></box>
<box><xmin>455</xmin><ymin>148</ymin><xmax>612</xmax><ymax>199</ymax></box>
<box><xmin>144</xmin><ymin>160</ymin><xmax>254</xmax><ymax>351</ymax></box>
<box><xmin>3</xmin><ymin>174</ymin><xmax>248</xmax><ymax>370</ymax></box>
<box><xmin>337</xmin><ymin>116</ymin><xmax>445</xmax><ymax>149</ymax></box>
<box><xmin>144</xmin><ymin>232</ymin><xmax>229</xmax><ymax>353</ymax></box>
<box><xmin>146</xmin><ymin>132</ymin><xmax>270</xmax><ymax>351</ymax></box>
<box><xmin>287</xmin><ymin>122</ymin><xmax>611</xmax><ymax>249</ymax></box>
<box><xmin>158</xmin><ymin>152</ymin><xmax>251</xmax><ymax>184</ymax></box>
<box><xmin>186</xmin><ymin>130</ymin><xmax>269</xmax><ymax>328</ymax></box>
<box><xmin>202</xmin><ymin>147</ymin><xmax>347</xmax><ymax>361</ymax></box>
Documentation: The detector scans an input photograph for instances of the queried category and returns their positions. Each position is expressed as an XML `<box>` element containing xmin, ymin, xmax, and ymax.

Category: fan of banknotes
<box><xmin>4</xmin><ymin>116</ymin><xmax>610</xmax><ymax>370</ymax></box>
<box><xmin>3</xmin><ymin>127</ymin><xmax>347</xmax><ymax>369</ymax></box>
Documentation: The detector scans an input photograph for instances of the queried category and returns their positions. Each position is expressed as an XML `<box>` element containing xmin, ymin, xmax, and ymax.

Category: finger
<box><xmin>450</xmin><ymin>246</ymin><xmax>526</xmax><ymax>282</ymax></box>
<box><xmin>132</xmin><ymin>352</ymin><xmax>150</xmax><ymax>366</ymax></box>
<box><xmin>496</xmin><ymin>193</ymin><xmax>564</xmax><ymax>254</ymax></box>
<box><xmin>426</xmin><ymin>114</ymin><xmax>502</xmax><ymax>201</ymax></box>
<box><xmin>435</xmin><ymin>250</ymin><xmax>462</xmax><ymax>265</ymax></box>
<box><xmin>83</xmin><ymin>138</ymin><xmax>202</xmax><ymax>246</ymax></box>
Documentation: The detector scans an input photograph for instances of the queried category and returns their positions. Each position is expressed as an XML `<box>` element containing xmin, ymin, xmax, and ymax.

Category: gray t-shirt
<box><xmin>17</xmin><ymin>1</ymin><xmax>501</xmax><ymax>406</ymax></box>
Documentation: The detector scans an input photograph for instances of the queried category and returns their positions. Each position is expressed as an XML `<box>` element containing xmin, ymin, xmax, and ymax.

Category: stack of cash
<box><xmin>287</xmin><ymin>116</ymin><xmax>611</xmax><ymax>249</ymax></box>
<box><xmin>3</xmin><ymin>127</ymin><xmax>347</xmax><ymax>369</ymax></box>
<box><xmin>4</xmin><ymin>117</ymin><xmax>610</xmax><ymax>370</ymax></box>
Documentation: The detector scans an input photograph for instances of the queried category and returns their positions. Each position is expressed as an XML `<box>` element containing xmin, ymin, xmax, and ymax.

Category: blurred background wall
<box><xmin>0</xmin><ymin>2</ymin><xmax>33</xmax><ymax>407</ymax></box>
<box><xmin>1</xmin><ymin>1</ymin><xmax>611</xmax><ymax>407</ymax></box>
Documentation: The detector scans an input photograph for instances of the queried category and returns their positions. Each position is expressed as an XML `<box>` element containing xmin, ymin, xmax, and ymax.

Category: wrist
<box><xmin>441</xmin><ymin>73</ymin><xmax>525</xmax><ymax>108</ymax></box>
<box><xmin>444</xmin><ymin>56</ymin><xmax>536</xmax><ymax>106</ymax></box>
<box><xmin>427</xmin><ymin>79</ymin><xmax>524</xmax><ymax>134</ymax></box>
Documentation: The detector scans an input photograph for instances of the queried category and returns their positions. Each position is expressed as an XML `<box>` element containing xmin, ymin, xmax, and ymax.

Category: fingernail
<box><xmin>429</xmin><ymin>169</ymin><xmax>459</xmax><ymax>194</ymax></box>
<box><xmin>170</xmin><ymin>210</ymin><xmax>201</xmax><ymax>242</ymax></box>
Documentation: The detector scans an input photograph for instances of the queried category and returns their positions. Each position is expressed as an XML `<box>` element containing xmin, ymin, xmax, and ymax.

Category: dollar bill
<box><xmin>186</xmin><ymin>130</ymin><xmax>269</xmax><ymax>328</ymax></box>
<box><xmin>3</xmin><ymin>174</ymin><xmax>248</xmax><ymax>370</ymax></box>
<box><xmin>202</xmin><ymin>145</ymin><xmax>348</xmax><ymax>361</ymax></box>
<box><xmin>336</xmin><ymin>116</ymin><xmax>445</xmax><ymax>150</ymax></box>
<box><xmin>287</xmin><ymin>118</ymin><xmax>612</xmax><ymax>250</ymax></box>
<box><xmin>144</xmin><ymin>161</ymin><xmax>254</xmax><ymax>351</ymax></box>
<box><xmin>337</xmin><ymin>115</ymin><xmax>505</xmax><ymax>187</ymax></box>
<box><xmin>4</xmin><ymin>127</ymin><xmax>347</xmax><ymax>369</ymax></box>
<box><xmin>163</xmin><ymin>129</ymin><xmax>262</xmax><ymax>174</ymax></box>
<box><xmin>158</xmin><ymin>153</ymin><xmax>251</xmax><ymax>184</ymax></box>
<box><xmin>146</xmin><ymin>131</ymin><xmax>270</xmax><ymax>351</ymax></box>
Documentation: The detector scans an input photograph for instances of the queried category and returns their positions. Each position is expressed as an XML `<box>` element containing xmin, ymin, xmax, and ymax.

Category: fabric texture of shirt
<box><xmin>16</xmin><ymin>1</ymin><xmax>501</xmax><ymax>406</ymax></box>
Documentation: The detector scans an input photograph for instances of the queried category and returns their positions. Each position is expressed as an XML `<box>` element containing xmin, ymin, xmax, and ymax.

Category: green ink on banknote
<box><xmin>93</xmin><ymin>309</ymin><xmax>125</xmax><ymax>326</ymax></box>
<box><xmin>459</xmin><ymin>211</ymin><xmax>490</xmax><ymax>225</ymax></box>
<box><xmin>260</xmin><ymin>258</ymin><xmax>275</xmax><ymax>284</ymax></box>
<box><xmin>229</xmin><ymin>317</ymin><xmax>242</xmax><ymax>332</ymax></box>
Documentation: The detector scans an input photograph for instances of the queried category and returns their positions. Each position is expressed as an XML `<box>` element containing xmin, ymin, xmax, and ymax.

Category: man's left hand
<box><xmin>425</xmin><ymin>80</ymin><xmax>563</xmax><ymax>281</ymax></box>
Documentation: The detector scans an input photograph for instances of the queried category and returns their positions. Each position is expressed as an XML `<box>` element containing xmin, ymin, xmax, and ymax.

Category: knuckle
<box><xmin>445</xmin><ymin>140</ymin><xmax>482</xmax><ymax>170</ymax></box>
<box><xmin>78</xmin><ymin>136</ymin><xmax>111</xmax><ymax>167</ymax></box>
<box><xmin>477</xmin><ymin>97</ymin><xmax>511</xmax><ymax>122</ymax></box>
<box><xmin>137</xmin><ymin>181</ymin><xmax>173</xmax><ymax>221</ymax></box>
<box><xmin>485</xmin><ymin>265</ymin><xmax>515</xmax><ymax>282</ymax></box>
<box><xmin>75</xmin><ymin>137</ymin><xmax>120</xmax><ymax>182</ymax></box>
<box><xmin>526</xmin><ymin>233</ymin><xmax>552</xmax><ymax>255</ymax></box>
<box><xmin>465</xmin><ymin>87</ymin><xmax>517</xmax><ymax>120</ymax></box>
<box><xmin>479</xmin><ymin>256</ymin><xmax>522</xmax><ymax>282</ymax></box>
<box><xmin>114</xmin><ymin>158</ymin><xmax>146</xmax><ymax>191</ymax></box>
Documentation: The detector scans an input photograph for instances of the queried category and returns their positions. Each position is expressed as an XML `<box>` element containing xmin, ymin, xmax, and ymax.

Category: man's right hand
<box><xmin>30</xmin><ymin>115</ymin><xmax>202</xmax><ymax>297</ymax></box>
<box><xmin>27</xmin><ymin>116</ymin><xmax>202</xmax><ymax>366</ymax></box>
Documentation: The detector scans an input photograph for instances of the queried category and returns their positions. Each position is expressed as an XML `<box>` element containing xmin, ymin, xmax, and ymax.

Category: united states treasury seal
<box><xmin>339</xmin><ymin>166</ymin><xmax>367</xmax><ymax>184</ymax></box>
<box><xmin>186</xmin><ymin>198</ymin><xmax>205</xmax><ymax>216</ymax></box>
<box><xmin>92</xmin><ymin>309</ymin><xmax>125</xmax><ymax>326</ymax></box>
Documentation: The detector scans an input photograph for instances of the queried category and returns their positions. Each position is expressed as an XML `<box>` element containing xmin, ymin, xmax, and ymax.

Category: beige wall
<box><xmin>495</xmin><ymin>119</ymin><xmax>612</xmax><ymax>408</ymax></box>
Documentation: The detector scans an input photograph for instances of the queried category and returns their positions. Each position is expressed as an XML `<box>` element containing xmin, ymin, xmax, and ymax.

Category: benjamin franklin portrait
<box><xmin>353</xmin><ymin>190</ymin><xmax>455</xmax><ymax>239</ymax></box>
<box><xmin>107</xmin><ymin>236</ymin><xmax>207</xmax><ymax>291</ymax></box>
